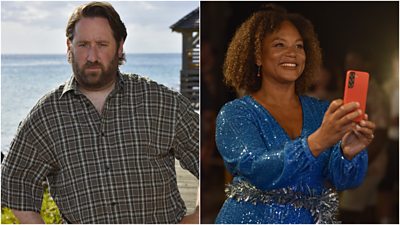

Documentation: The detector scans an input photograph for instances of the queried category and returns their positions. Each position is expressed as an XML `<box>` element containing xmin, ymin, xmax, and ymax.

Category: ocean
<box><xmin>1</xmin><ymin>53</ymin><xmax>181</xmax><ymax>155</ymax></box>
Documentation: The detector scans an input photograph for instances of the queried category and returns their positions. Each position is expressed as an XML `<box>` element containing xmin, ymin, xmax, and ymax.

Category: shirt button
<box><xmin>105</xmin><ymin>165</ymin><xmax>111</xmax><ymax>171</ymax></box>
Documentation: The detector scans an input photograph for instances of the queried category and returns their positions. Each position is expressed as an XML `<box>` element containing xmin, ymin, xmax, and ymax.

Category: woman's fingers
<box><xmin>355</xmin><ymin>124</ymin><xmax>374</xmax><ymax>137</ymax></box>
<box><xmin>333</xmin><ymin>101</ymin><xmax>360</xmax><ymax>121</ymax></box>
<box><xmin>338</xmin><ymin>109</ymin><xmax>362</xmax><ymax>126</ymax></box>
<box><xmin>359</xmin><ymin>119</ymin><xmax>376</xmax><ymax>130</ymax></box>
<box><xmin>321</xmin><ymin>100</ymin><xmax>373</xmax><ymax>148</ymax></box>
<box><xmin>352</xmin><ymin>129</ymin><xmax>364</xmax><ymax>139</ymax></box>
<box><xmin>357</xmin><ymin>118</ymin><xmax>376</xmax><ymax>138</ymax></box>
<box><xmin>341</xmin><ymin>122</ymin><xmax>356</xmax><ymax>134</ymax></box>
<box><xmin>326</xmin><ymin>99</ymin><xmax>343</xmax><ymax>114</ymax></box>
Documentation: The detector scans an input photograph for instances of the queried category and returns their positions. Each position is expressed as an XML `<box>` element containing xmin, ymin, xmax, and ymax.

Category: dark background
<box><xmin>200</xmin><ymin>1</ymin><xmax>399</xmax><ymax>223</ymax></box>
<box><xmin>222</xmin><ymin>2</ymin><xmax>398</xmax><ymax>62</ymax></box>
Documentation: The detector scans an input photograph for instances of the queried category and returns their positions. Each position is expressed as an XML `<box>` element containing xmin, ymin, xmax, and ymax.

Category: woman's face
<box><xmin>258</xmin><ymin>20</ymin><xmax>306</xmax><ymax>85</ymax></box>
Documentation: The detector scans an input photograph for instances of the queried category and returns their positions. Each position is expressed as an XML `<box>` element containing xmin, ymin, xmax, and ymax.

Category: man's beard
<box><xmin>71</xmin><ymin>52</ymin><xmax>119</xmax><ymax>90</ymax></box>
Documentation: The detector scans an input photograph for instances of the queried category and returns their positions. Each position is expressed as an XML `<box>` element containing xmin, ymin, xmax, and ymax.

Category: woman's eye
<box><xmin>274</xmin><ymin>43</ymin><xmax>284</xmax><ymax>47</ymax></box>
<box><xmin>296</xmin><ymin>44</ymin><xmax>304</xmax><ymax>49</ymax></box>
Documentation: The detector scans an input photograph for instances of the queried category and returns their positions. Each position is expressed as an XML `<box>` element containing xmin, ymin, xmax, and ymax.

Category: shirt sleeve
<box><xmin>1</xmin><ymin>117</ymin><xmax>54</xmax><ymax>212</ymax></box>
<box><xmin>215</xmin><ymin>101</ymin><xmax>317</xmax><ymax>190</ymax></box>
<box><xmin>172</xmin><ymin>94</ymin><xmax>199</xmax><ymax>179</ymax></box>
<box><xmin>323</xmin><ymin>142</ymin><xmax>368</xmax><ymax>191</ymax></box>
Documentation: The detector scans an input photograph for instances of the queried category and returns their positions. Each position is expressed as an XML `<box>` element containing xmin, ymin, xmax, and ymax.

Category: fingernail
<box><xmin>356</xmin><ymin>125</ymin><xmax>361</xmax><ymax>130</ymax></box>
<box><xmin>360</xmin><ymin>120</ymin><xmax>366</xmax><ymax>125</ymax></box>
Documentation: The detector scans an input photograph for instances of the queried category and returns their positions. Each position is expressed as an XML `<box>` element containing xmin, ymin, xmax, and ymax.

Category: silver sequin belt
<box><xmin>225</xmin><ymin>180</ymin><xmax>340</xmax><ymax>224</ymax></box>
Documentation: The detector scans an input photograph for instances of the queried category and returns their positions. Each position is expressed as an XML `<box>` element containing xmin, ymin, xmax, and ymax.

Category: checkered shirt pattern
<box><xmin>1</xmin><ymin>73</ymin><xmax>199</xmax><ymax>223</ymax></box>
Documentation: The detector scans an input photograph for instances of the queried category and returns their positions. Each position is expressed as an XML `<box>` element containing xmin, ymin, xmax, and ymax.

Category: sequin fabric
<box><xmin>215</xmin><ymin>95</ymin><xmax>368</xmax><ymax>224</ymax></box>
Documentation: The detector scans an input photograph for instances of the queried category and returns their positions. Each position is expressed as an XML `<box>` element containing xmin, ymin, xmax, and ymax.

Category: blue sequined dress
<box><xmin>215</xmin><ymin>95</ymin><xmax>368</xmax><ymax>224</ymax></box>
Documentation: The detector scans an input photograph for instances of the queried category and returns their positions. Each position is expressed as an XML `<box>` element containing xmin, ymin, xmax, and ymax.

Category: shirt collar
<box><xmin>59</xmin><ymin>71</ymin><xmax>125</xmax><ymax>100</ymax></box>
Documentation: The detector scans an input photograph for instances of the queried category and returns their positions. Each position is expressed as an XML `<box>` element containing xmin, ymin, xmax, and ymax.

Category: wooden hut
<box><xmin>170</xmin><ymin>7</ymin><xmax>199</xmax><ymax>109</ymax></box>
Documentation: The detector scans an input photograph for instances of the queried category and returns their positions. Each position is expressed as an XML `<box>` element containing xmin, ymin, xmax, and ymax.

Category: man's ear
<box><xmin>67</xmin><ymin>39</ymin><xmax>72</xmax><ymax>52</ymax></box>
<box><xmin>66</xmin><ymin>39</ymin><xmax>72</xmax><ymax>63</ymax></box>
<box><xmin>118</xmin><ymin>40</ymin><xmax>124</xmax><ymax>58</ymax></box>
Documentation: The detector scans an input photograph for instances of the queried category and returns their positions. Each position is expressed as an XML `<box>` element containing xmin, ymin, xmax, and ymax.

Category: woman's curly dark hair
<box><xmin>223</xmin><ymin>4</ymin><xmax>322</xmax><ymax>95</ymax></box>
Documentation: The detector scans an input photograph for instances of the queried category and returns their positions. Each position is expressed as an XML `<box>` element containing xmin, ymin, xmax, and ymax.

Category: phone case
<box><xmin>343</xmin><ymin>70</ymin><xmax>369</xmax><ymax>122</ymax></box>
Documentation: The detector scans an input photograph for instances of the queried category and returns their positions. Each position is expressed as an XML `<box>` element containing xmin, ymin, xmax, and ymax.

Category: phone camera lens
<box><xmin>348</xmin><ymin>72</ymin><xmax>355</xmax><ymax>88</ymax></box>
<box><xmin>348</xmin><ymin>79</ymin><xmax>354</xmax><ymax>88</ymax></box>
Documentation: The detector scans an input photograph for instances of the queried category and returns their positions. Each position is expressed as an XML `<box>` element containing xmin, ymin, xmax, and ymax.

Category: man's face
<box><xmin>67</xmin><ymin>17</ymin><xmax>123</xmax><ymax>90</ymax></box>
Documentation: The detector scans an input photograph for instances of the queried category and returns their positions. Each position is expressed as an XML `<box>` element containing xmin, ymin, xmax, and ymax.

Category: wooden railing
<box><xmin>181</xmin><ymin>32</ymin><xmax>199</xmax><ymax>109</ymax></box>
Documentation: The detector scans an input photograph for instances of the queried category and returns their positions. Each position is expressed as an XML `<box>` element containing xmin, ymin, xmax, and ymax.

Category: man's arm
<box><xmin>179</xmin><ymin>186</ymin><xmax>200</xmax><ymax>224</ymax></box>
<box><xmin>12</xmin><ymin>210</ymin><xmax>45</xmax><ymax>224</ymax></box>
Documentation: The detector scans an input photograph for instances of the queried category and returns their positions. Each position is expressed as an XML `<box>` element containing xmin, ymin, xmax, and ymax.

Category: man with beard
<box><xmin>1</xmin><ymin>2</ymin><xmax>199</xmax><ymax>224</ymax></box>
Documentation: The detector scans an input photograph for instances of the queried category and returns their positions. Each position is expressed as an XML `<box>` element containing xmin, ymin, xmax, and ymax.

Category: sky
<box><xmin>1</xmin><ymin>1</ymin><xmax>199</xmax><ymax>54</ymax></box>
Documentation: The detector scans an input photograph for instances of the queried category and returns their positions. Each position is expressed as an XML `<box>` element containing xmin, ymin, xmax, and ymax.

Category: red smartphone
<box><xmin>343</xmin><ymin>70</ymin><xmax>369</xmax><ymax>122</ymax></box>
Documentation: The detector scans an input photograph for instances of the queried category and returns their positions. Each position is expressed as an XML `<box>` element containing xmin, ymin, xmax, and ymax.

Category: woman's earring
<box><xmin>257</xmin><ymin>65</ymin><xmax>261</xmax><ymax>77</ymax></box>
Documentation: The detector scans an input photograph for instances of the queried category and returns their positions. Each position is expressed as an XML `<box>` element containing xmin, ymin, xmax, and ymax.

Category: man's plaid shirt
<box><xmin>1</xmin><ymin>73</ymin><xmax>199</xmax><ymax>223</ymax></box>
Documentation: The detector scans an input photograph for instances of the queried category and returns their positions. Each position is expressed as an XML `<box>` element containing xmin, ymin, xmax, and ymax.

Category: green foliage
<box><xmin>1</xmin><ymin>207</ymin><xmax>18</xmax><ymax>224</ymax></box>
<box><xmin>40</xmin><ymin>189</ymin><xmax>62</xmax><ymax>224</ymax></box>
<box><xmin>1</xmin><ymin>188</ymin><xmax>62</xmax><ymax>224</ymax></box>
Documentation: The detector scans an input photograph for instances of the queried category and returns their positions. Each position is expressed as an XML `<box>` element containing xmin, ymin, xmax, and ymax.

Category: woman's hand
<box><xmin>308</xmin><ymin>99</ymin><xmax>362</xmax><ymax>157</ymax></box>
<box><xmin>341</xmin><ymin>114</ymin><xmax>376</xmax><ymax>160</ymax></box>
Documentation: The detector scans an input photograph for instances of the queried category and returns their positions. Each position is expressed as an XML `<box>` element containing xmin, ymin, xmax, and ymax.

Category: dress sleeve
<box><xmin>324</xmin><ymin>143</ymin><xmax>368</xmax><ymax>191</ymax></box>
<box><xmin>1</xmin><ymin>118</ymin><xmax>54</xmax><ymax>212</ymax></box>
<box><xmin>172</xmin><ymin>94</ymin><xmax>199</xmax><ymax>179</ymax></box>
<box><xmin>216</xmin><ymin>102</ymin><xmax>318</xmax><ymax>190</ymax></box>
